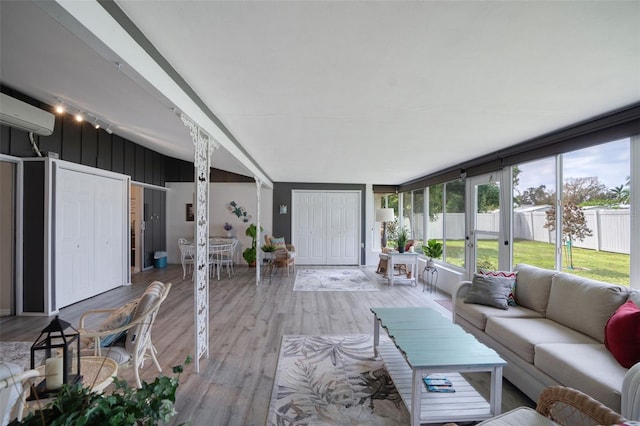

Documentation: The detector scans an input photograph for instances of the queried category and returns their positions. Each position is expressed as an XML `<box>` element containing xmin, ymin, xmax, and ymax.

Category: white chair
<box><xmin>209</xmin><ymin>242</ymin><xmax>235</xmax><ymax>280</ymax></box>
<box><xmin>1</xmin><ymin>364</ymin><xmax>39</xmax><ymax>425</ymax></box>
<box><xmin>178</xmin><ymin>238</ymin><xmax>194</xmax><ymax>279</ymax></box>
<box><xmin>79</xmin><ymin>281</ymin><xmax>171</xmax><ymax>388</ymax></box>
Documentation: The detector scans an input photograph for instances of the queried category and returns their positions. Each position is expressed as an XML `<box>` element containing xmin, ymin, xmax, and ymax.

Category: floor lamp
<box><xmin>375</xmin><ymin>208</ymin><xmax>395</xmax><ymax>248</ymax></box>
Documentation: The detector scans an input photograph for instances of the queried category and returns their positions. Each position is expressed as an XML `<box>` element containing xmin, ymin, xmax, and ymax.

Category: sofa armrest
<box><xmin>452</xmin><ymin>281</ymin><xmax>472</xmax><ymax>323</ymax></box>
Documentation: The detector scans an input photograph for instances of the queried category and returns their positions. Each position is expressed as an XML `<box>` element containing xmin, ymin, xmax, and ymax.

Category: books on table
<box><xmin>423</xmin><ymin>374</ymin><xmax>455</xmax><ymax>393</ymax></box>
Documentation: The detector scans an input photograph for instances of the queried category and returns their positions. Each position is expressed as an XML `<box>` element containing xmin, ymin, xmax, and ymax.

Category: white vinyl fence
<box><xmin>413</xmin><ymin>209</ymin><xmax>630</xmax><ymax>255</ymax></box>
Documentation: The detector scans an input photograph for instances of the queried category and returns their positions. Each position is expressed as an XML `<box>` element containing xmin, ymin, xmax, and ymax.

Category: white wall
<box><xmin>166</xmin><ymin>181</ymin><xmax>273</xmax><ymax>265</ymax></box>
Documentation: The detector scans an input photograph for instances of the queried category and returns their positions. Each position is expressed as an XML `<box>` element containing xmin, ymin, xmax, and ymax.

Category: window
<box><xmin>560</xmin><ymin>139</ymin><xmax>630</xmax><ymax>285</ymax></box>
<box><xmin>424</xmin><ymin>180</ymin><xmax>464</xmax><ymax>268</ymax></box>
<box><xmin>374</xmin><ymin>192</ymin><xmax>398</xmax><ymax>249</ymax></box>
<box><xmin>512</xmin><ymin>157</ymin><xmax>557</xmax><ymax>269</ymax></box>
<box><xmin>413</xmin><ymin>189</ymin><xmax>424</xmax><ymax>251</ymax></box>
<box><xmin>444</xmin><ymin>180</ymin><xmax>465</xmax><ymax>267</ymax></box>
<box><xmin>511</xmin><ymin>139</ymin><xmax>630</xmax><ymax>285</ymax></box>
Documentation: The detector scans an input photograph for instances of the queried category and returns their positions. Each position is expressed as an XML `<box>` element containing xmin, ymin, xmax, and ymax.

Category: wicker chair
<box><xmin>79</xmin><ymin>281</ymin><xmax>171</xmax><ymax>388</ymax></box>
<box><xmin>474</xmin><ymin>386</ymin><xmax>627</xmax><ymax>426</ymax></box>
<box><xmin>536</xmin><ymin>386</ymin><xmax>626</xmax><ymax>426</ymax></box>
<box><xmin>264</xmin><ymin>235</ymin><xmax>296</xmax><ymax>276</ymax></box>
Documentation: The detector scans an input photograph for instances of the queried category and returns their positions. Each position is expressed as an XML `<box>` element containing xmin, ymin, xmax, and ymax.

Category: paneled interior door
<box><xmin>293</xmin><ymin>191</ymin><xmax>360</xmax><ymax>265</ymax></box>
<box><xmin>55</xmin><ymin>165</ymin><xmax>127</xmax><ymax>308</ymax></box>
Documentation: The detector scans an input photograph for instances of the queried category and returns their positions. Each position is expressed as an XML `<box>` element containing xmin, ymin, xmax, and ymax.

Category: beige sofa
<box><xmin>453</xmin><ymin>263</ymin><xmax>640</xmax><ymax>414</ymax></box>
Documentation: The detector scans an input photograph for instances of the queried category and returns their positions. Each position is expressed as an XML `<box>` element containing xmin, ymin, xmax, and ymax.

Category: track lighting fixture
<box><xmin>53</xmin><ymin>96</ymin><xmax>114</xmax><ymax>135</ymax></box>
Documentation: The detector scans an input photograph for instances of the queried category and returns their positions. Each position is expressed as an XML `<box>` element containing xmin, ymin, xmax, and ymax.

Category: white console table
<box><xmin>387</xmin><ymin>251</ymin><xmax>419</xmax><ymax>286</ymax></box>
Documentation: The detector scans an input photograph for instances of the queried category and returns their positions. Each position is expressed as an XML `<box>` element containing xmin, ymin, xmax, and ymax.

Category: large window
<box><xmin>374</xmin><ymin>192</ymin><xmax>399</xmax><ymax>249</ymax></box>
<box><xmin>511</xmin><ymin>139</ymin><xmax>630</xmax><ymax>285</ymax></box>
<box><xmin>512</xmin><ymin>157</ymin><xmax>557</xmax><ymax>269</ymax></box>
<box><xmin>413</xmin><ymin>189</ymin><xmax>424</xmax><ymax>251</ymax></box>
<box><xmin>444</xmin><ymin>180</ymin><xmax>465</xmax><ymax>267</ymax></box>
<box><xmin>560</xmin><ymin>139</ymin><xmax>630</xmax><ymax>284</ymax></box>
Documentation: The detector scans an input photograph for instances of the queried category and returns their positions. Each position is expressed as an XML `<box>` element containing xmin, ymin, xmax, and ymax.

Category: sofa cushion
<box><xmin>628</xmin><ymin>290</ymin><xmax>640</xmax><ymax>306</ymax></box>
<box><xmin>513</xmin><ymin>264</ymin><xmax>556</xmax><ymax>315</ymax></box>
<box><xmin>535</xmin><ymin>343</ymin><xmax>627</xmax><ymax>413</ymax></box>
<box><xmin>485</xmin><ymin>317</ymin><xmax>598</xmax><ymax>363</ymax></box>
<box><xmin>464</xmin><ymin>273</ymin><xmax>513</xmax><ymax>310</ymax></box>
<box><xmin>480</xmin><ymin>270</ymin><xmax>517</xmax><ymax>306</ymax></box>
<box><xmin>605</xmin><ymin>300</ymin><xmax>640</xmax><ymax>368</ymax></box>
<box><xmin>271</xmin><ymin>237</ymin><xmax>286</xmax><ymax>250</ymax></box>
<box><xmin>455</xmin><ymin>297</ymin><xmax>542</xmax><ymax>330</ymax></box>
<box><xmin>546</xmin><ymin>272</ymin><xmax>629</xmax><ymax>343</ymax></box>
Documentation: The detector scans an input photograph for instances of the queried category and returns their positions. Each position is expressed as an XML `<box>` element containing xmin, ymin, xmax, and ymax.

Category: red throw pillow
<box><xmin>604</xmin><ymin>300</ymin><xmax>640</xmax><ymax>368</ymax></box>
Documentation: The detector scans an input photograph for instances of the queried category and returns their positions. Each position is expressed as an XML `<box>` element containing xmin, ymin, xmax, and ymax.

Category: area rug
<box><xmin>293</xmin><ymin>268</ymin><xmax>380</xmax><ymax>291</ymax></box>
<box><xmin>0</xmin><ymin>341</ymin><xmax>42</xmax><ymax>370</ymax></box>
<box><xmin>267</xmin><ymin>334</ymin><xmax>410</xmax><ymax>425</ymax></box>
<box><xmin>435</xmin><ymin>298</ymin><xmax>453</xmax><ymax>311</ymax></box>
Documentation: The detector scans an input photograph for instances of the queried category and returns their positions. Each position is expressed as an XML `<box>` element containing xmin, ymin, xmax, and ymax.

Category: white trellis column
<box><xmin>180</xmin><ymin>113</ymin><xmax>219</xmax><ymax>373</ymax></box>
<box><xmin>255</xmin><ymin>177</ymin><xmax>263</xmax><ymax>286</ymax></box>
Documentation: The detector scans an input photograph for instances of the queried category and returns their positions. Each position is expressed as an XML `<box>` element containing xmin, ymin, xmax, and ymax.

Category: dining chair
<box><xmin>178</xmin><ymin>238</ymin><xmax>194</xmax><ymax>279</ymax></box>
<box><xmin>209</xmin><ymin>242</ymin><xmax>235</xmax><ymax>280</ymax></box>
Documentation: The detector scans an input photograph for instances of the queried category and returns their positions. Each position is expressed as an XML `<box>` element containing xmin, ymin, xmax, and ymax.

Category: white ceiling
<box><xmin>1</xmin><ymin>1</ymin><xmax>639</xmax><ymax>186</ymax></box>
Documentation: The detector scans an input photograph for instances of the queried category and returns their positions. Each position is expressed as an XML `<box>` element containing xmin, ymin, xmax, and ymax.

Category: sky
<box><xmin>515</xmin><ymin>138</ymin><xmax>631</xmax><ymax>193</ymax></box>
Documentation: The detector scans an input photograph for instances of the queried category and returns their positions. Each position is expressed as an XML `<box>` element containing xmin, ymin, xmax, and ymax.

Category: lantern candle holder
<box><xmin>29</xmin><ymin>315</ymin><xmax>82</xmax><ymax>399</ymax></box>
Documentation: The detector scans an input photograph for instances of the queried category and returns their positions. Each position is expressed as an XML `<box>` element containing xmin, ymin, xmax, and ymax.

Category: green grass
<box><xmin>442</xmin><ymin>239</ymin><xmax>630</xmax><ymax>286</ymax></box>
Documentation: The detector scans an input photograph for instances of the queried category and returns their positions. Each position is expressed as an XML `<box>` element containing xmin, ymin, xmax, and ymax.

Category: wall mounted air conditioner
<box><xmin>0</xmin><ymin>92</ymin><xmax>55</xmax><ymax>136</ymax></box>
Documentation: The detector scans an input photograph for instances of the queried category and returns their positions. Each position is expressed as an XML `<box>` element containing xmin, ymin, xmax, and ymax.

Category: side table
<box><xmin>33</xmin><ymin>356</ymin><xmax>118</xmax><ymax>395</ymax></box>
<box><xmin>422</xmin><ymin>266</ymin><xmax>438</xmax><ymax>293</ymax></box>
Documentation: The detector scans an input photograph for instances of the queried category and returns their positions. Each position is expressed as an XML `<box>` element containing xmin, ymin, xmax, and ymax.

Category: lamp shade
<box><xmin>375</xmin><ymin>208</ymin><xmax>395</xmax><ymax>222</ymax></box>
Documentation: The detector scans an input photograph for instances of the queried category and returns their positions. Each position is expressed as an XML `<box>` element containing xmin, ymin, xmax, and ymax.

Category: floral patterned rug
<box><xmin>0</xmin><ymin>341</ymin><xmax>42</xmax><ymax>370</ymax></box>
<box><xmin>293</xmin><ymin>269</ymin><xmax>381</xmax><ymax>291</ymax></box>
<box><xmin>267</xmin><ymin>334</ymin><xmax>410</xmax><ymax>425</ymax></box>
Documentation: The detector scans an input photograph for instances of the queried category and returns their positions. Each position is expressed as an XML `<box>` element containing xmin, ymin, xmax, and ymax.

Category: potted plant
<box><xmin>243</xmin><ymin>224</ymin><xmax>263</xmax><ymax>267</ymax></box>
<box><xmin>422</xmin><ymin>239</ymin><xmax>443</xmax><ymax>268</ymax></box>
<box><xmin>17</xmin><ymin>357</ymin><xmax>190</xmax><ymax>425</ymax></box>
<box><xmin>261</xmin><ymin>244</ymin><xmax>276</xmax><ymax>261</ymax></box>
<box><xmin>396</xmin><ymin>227</ymin><xmax>408</xmax><ymax>253</ymax></box>
<box><xmin>224</xmin><ymin>222</ymin><xmax>233</xmax><ymax>237</ymax></box>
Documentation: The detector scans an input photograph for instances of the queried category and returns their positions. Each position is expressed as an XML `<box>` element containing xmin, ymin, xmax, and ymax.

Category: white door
<box><xmin>56</xmin><ymin>168</ymin><xmax>94</xmax><ymax>307</ymax></box>
<box><xmin>293</xmin><ymin>191</ymin><xmax>360</xmax><ymax>265</ymax></box>
<box><xmin>326</xmin><ymin>192</ymin><xmax>359</xmax><ymax>264</ymax></box>
<box><xmin>465</xmin><ymin>173</ymin><xmax>507</xmax><ymax>276</ymax></box>
<box><xmin>55</xmin><ymin>165</ymin><xmax>127</xmax><ymax>309</ymax></box>
<box><xmin>94</xmin><ymin>176</ymin><xmax>125</xmax><ymax>294</ymax></box>
<box><xmin>294</xmin><ymin>192</ymin><xmax>326</xmax><ymax>264</ymax></box>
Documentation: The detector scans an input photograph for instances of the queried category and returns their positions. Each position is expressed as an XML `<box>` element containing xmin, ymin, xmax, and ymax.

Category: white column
<box><xmin>180</xmin><ymin>113</ymin><xmax>219</xmax><ymax>373</ymax></box>
<box><xmin>255</xmin><ymin>177</ymin><xmax>263</xmax><ymax>285</ymax></box>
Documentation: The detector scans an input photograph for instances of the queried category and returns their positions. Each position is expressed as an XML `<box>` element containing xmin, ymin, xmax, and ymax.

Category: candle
<box><xmin>45</xmin><ymin>357</ymin><xmax>63</xmax><ymax>390</ymax></box>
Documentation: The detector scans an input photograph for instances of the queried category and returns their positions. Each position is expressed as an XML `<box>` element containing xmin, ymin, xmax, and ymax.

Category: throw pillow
<box><xmin>271</xmin><ymin>237</ymin><xmax>286</xmax><ymax>250</ymax></box>
<box><xmin>604</xmin><ymin>300</ymin><xmax>640</xmax><ymax>368</ymax></box>
<box><xmin>464</xmin><ymin>273</ymin><xmax>513</xmax><ymax>310</ymax></box>
<box><xmin>98</xmin><ymin>300</ymin><xmax>138</xmax><ymax>347</ymax></box>
<box><xmin>480</xmin><ymin>269</ymin><xmax>518</xmax><ymax>306</ymax></box>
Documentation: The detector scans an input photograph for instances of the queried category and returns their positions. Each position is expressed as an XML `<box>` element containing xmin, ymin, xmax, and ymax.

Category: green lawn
<box><xmin>443</xmin><ymin>239</ymin><xmax>630</xmax><ymax>286</ymax></box>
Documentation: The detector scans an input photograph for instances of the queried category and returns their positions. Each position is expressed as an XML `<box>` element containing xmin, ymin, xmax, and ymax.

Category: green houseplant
<box><xmin>16</xmin><ymin>357</ymin><xmax>190</xmax><ymax>426</ymax></box>
<box><xmin>243</xmin><ymin>224</ymin><xmax>263</xmax><ymax>266</ymax></box>
<box><xmin>396</xmin><ymin>228</ymin><xmax>408</xmax><ymax>253</ymax></box>
<box><xmin>422</xmin><ymin>239</ymin><xmax>443</xmax><ymax>267</ymax></box>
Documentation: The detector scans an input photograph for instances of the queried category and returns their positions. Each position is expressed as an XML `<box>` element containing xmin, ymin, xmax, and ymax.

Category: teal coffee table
<box><xmin>371</xmin><ymin>307</ymin><xmax>507</xmax><ymax>425</ymax></box>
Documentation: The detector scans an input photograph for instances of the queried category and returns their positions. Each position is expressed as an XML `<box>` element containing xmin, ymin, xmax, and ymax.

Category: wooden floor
<box><xmin>0</xmin><ymin>264</ymin><xmax>534</xmax><ymax>425</ymax></box>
